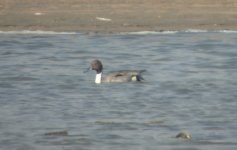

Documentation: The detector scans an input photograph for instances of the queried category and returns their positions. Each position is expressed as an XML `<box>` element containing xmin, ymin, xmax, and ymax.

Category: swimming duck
<box><xmin>89</xmin><ymin>59</ymin><xmax>145</xmax><ymax>84</ymax></box>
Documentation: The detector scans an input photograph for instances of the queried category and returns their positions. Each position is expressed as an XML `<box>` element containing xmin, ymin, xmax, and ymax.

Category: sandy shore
<box><xmin>0</xmin><ymin>0</ymin><xmax>237</xmax><ymax>32</ymax></box>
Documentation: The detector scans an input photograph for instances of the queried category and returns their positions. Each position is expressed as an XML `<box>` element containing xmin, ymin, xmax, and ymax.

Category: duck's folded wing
<box><xmin>107</xmin><ymin>70</ymin><xmax>146</xmax><ymax>77</ymax></box>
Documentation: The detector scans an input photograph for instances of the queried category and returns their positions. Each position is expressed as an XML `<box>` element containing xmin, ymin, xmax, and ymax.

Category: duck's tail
<box><xmin>136</xmin><ymin>70</ymin><xmax>146</xmax><ymax>81</ymax></box>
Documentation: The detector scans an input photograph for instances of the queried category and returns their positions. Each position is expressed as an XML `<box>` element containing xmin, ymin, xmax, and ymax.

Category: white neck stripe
<box><xmin>95</xmin><ymin>73</ymin><xmax>102</xmax><ymax>84</ymax></box>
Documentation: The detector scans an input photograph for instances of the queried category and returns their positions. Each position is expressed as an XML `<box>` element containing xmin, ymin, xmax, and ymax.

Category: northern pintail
<box><xmin>89</xmin><ymin>59</ymin><xmax>145</xmax><ymax>84</ymax></box>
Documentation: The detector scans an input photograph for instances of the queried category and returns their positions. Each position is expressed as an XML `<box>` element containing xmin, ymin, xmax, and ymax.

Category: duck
<box><xmin>89</xmin><ymin>59</ymin><xmax>145</xmax><ymax>84</ymax></box>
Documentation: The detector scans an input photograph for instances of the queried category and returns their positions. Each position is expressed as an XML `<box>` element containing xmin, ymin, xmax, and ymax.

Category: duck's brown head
<box><xmin>91</xmin><ymin>59</ymin><xmax>103</xmax><ymax>74</ymax></box>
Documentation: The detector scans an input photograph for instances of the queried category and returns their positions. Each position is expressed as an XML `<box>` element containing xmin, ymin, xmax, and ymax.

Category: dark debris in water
<box><xmin>44</xmin><ymin>130</ymin><xmax>68</xmax><ymax>136</ymax></box>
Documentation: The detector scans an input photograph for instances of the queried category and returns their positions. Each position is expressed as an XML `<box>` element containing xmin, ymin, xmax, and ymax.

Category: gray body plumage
<box><xmin>102</xmin><ymin>70</ymin><xmax>145</xmax><ymax>83</ymax></box>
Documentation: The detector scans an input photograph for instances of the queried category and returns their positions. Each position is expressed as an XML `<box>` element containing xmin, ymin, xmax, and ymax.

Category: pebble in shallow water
<box><xmin>176</xmin><ymin>131</ymin><xmax>192</xmax><ymax>140</ymax></box>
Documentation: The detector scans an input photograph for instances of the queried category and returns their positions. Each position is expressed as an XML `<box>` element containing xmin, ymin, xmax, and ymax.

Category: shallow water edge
<box><xmin>0</xmin><ymin>29</ymin><xmax>237</xmax><ymax>35</ymax></box>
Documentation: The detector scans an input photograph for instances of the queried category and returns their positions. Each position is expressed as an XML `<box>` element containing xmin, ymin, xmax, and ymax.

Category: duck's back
<box><xmin>103</xmin><ymin>70</ymin><xmax>145</xmax><ymax>83</ymax></box>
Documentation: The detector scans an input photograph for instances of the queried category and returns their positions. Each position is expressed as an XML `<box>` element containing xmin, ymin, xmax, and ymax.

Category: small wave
<box><xmin>218</xmin><ymin>30</ymin><xmax>237</xmax><ymax>33</ymax></box>
<box><xmin>184</xmin><ymin>29</ymin><xmax>208</xmax><ymax>33</ymax></box>
<box><xmin>1</xmin><ymin>29</ymin><xmax>237</xmax><ymax>35</ymax></box>
<box><xmin>95</xmin><ymin>119</ymin><xmax>130</xmax><ymax>125</ymax></box>
<box><xmin>0</xmin><ymin>30</ymin><xmax>77</xmax><ymax>35</ymax></box>
<box><xmin>184</xmin><ymin>29</ymin><xmax>237</xmax><ymax>33</ymax></box>
<box><xmin>2</xmin><ymin>76</ymin><xmax>39</xmax><ymax>81</ymax></box>
<box><xmin>122</xmin><ymin>31</ymin><xmax>178</xmax><ymax>35</ymax></box>
<box><xmin>121</xmin><ymin>29</ymin><xmax>237</xmax><ymax>35</ymax></box>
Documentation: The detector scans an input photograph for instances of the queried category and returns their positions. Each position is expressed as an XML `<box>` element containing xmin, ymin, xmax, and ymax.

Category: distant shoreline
<box><xmin>1</xmin><ymin>30</ymin><xmax>237</xmax><ymax>36</ymax></box>
<box><xmin>1</xmin><ymin>29</ymin><xmax>237</xmax><ymax>34</ymax></box>
<box><xmin>1</xmin><ymin>0</ymin><xmax>237</xmax><ymax>33</ymax></box>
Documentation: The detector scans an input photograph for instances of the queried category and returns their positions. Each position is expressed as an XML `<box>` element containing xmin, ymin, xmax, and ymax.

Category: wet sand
<box><xmin>0</xmin><ymin>0</ymin><xmax>237</xmax><ymax>32</ymax></box>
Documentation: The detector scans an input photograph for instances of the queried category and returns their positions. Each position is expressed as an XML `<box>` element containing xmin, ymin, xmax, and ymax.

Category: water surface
<box><xmin>0</xmin><ymin>31</ymin><xmax>237</xmax><ymax>150</ymax></box>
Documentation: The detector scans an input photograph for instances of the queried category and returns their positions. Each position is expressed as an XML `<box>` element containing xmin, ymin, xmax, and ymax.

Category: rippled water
<box><xmin>0</xmin><ymin>31</ymin><xmax>237</xmax><ymax>150</ymax></box>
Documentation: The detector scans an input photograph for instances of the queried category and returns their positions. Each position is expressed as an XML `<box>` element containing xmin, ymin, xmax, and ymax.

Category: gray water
<box><xmin>0</xmin><ymin>31</ymin><xmax>237</xmax><ymax>150</ymax></box>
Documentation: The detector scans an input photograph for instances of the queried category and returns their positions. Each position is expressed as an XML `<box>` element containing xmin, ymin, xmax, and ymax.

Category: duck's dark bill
<box><xmin>83</xmin><ymin>67</ymin><xmax>91</xmax><ymax>73</ymax></box>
